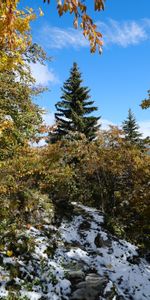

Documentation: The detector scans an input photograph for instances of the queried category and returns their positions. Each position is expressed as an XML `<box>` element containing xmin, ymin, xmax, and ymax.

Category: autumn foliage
<box><xmin>0</xmin><ymin>0</ymin><xmax>104</xmax><ymax>72</ymax></box>
<box><xmin>1</xmin><ymin>127</ymin><xmax>150</xmax><ymax>249</ymax></box>
<box><xmin>0</xmin><ymin>0</ymin><xmax>149</xmax><ymax>255</ymax></box>
<box><xmin>45</xmin><ymin>0</ymin><xmax>105</xmax><ymax>53</ymax></box>
<box><xmin>141</xmin><ymin>90</ymin><xmax>150</xmax><ymax>109</ymax></box>
<box><xmin>0</xmin><ymin>0</ymin><xmax>36</xmax><ymax>71</ymax></box>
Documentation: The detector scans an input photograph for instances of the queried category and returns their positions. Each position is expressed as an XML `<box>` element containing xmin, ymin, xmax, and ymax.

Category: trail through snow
<box><xmin>0</xmin><ymin>202</ymin><xmax>150</xmax><ymax>300</ymax></box>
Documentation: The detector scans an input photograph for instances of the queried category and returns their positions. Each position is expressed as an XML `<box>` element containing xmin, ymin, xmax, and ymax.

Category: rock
<box><xmin>85</xmin><ymin>273</ymin><xmax>101</xmax><ymax>281</ymax></box>
<box><xmin>79</xmin><ymin>220</ymin><xmax>91</xmax><ymax>231</ymax></box>
<box><xmin>71</xmin><ymin>287</ymin><xmax>99</xmax><ymax>300</ymax></box>
<box><xmin>71</xmin><ymin>273</ymin><xmax>108</xmax><ymax>300</ymax></box>
<box><xmin>108</xmin><ymin>248</ymin><xmax>114</xmax><ymax>254</ymax></box>
<box><xmin>103</xmin><ymin>238</ymin><xmax>112</xmax><ymax>248</ymax></box>
<box><xmin>94</xmin><ymin>233</ymin><xmax>112</xmax><ymax>248</ymax></box>
<box><xmin>127</xmin><ymin>255</ymin><xmax>140</xmax><ymax>265</ymax></box>
<box><xmin>75</xmin><ymin>281</ymin><xmax>87</xmax><ymax>289</ymax></box>
<box><xmin>86</xmin><ymin>273</ymin><xmax>99</xmax><ymax>277</ymax></box>
<box><xmin>67</xmin><ymin>270</ymin><xmax>85</xmax><ymax>282</ymax></box>
<box><xmin>94</xmin><ymin>233</ymin><xmax>103</xmax><ymax>248</ymax></box>
<box><xmin>86</xmin><ymin>276</ymin><xmax>108</xmax><ymax>289</ymax></box>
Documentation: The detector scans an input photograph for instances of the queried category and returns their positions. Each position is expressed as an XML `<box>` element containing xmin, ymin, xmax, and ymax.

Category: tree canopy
<box><xmin>122</xmin><ymin>109</ymin><xmax>143</xmax><ymax>147</ymax></box>
<box><xmin>0</xmin><ymin>0</ymin><xmax>105</xmax><ymax>71</ymax></box>
<box><xmin>0</xmin><ymin>0</ymin><xmax>36</xmax><ymax>71</ymax></box>
<box><xmin>49</xmin><ymin>63</ymin><xmax>100</xmax><ymax>142</ymax></box>
<box><xmin>141</xmin><ymin>90</ymin><xmax>150</xmax><ymax>109</ymax></box>
<box><xmin>0</xmin><ymin>69</ymin><xmax>44</xmax><ymax>160</ymax></box>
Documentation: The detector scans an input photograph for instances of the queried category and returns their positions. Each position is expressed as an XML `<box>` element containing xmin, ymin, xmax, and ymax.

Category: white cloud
<box><xmin>42</xmin><ymin>112</ymin><xmax>55</xmax><ymax>126</ymax></box>
<box><xmin>100</xmin><ymin>119</ymin><xmax>150</xmax><ymax>138</ymax></box>
<box><xmin>39</xmin><ymin>19</ymin><xmax>150</xmax><ymax>50</ymax></box>
<box><xmin>100</xmin><ymin>118</ymin><xmax>115</xmax><ymax>130</ymax></box>
<box><xmin>30</xmin><ymin>63</ymin><xmax>59</xmax><ymax>85</ymax></box>
<box><xmin>41</xmin><ymin>26</ymin><xmax>88</xmax><ymax>49</ymax></box>
<box><xmin>139</xmin><ymin>120</ymin><xmax>150</xmax><ymax>138</ymax></box>
<box><xmin>97</xmin><ymin>19</ymin><xmax>148</xmax><ymax>47</ymax></box>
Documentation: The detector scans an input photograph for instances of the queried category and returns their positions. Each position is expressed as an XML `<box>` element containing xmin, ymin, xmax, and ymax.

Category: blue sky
<box><xmin>24</xmin><ymin>0</ymin><xmax>150</xmax><ymax>136</ymax></box>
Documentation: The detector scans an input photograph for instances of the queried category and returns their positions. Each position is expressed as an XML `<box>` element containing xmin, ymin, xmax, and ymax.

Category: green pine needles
<box><xmin>122</xmin><ymin>109</ymin><xmax>142</xmax><ymax>146</ymax></box>
<box><xmin>49</xmin><ymin>63</ymin><xmax>100</xmax><ymax>142</ymax></box>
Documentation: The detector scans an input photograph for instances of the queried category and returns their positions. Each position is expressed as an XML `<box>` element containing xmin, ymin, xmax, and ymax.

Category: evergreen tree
<box><xmin>50</xmin><ymin>63</ymin><xmax>100</xmax><ymax>142</ymax></box>
<box><xmin>122</xmin><ymin>109</ymin><xmax>142</xmax><ymax>145</ymax></box>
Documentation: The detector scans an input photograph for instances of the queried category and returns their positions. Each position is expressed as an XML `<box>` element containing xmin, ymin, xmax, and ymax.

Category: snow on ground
<box><xmin>0</xmin><ymin>202</ymin><xmax>150</xmax><ymax>299</ymax></box>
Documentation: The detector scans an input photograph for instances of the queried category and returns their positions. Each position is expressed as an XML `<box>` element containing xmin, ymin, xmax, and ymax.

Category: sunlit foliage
<box><xmin>0</xmin><ymin>0</ymin><xmax>105</xmax><ymax>72</ymax></box>
<box><xmin>141</xmin><ymin>90</ymin><xmax>150</xmax><ymax>109</ymax></box>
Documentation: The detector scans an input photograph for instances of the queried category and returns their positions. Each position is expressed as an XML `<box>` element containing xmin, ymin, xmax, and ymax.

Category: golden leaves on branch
<box><xmin>82</xmin><ymin>15</ymin><xmax>103</xmax><ymax>54</ymax></box>
<box><xmin>0</xmin><ymin>0</ymin><xmax>36</xmax><ymax>71</ymax></box>
<box><xmin>44</xmin><ymin>0</ymin><xmax>105</xmax><ymax>53</ymax></box>
<box><xmin>0</xmin><ymin>119</ymin><xmax>13</xmax><ymax>137</ymax></box>
<box><xmin>140</xmin><ymin>90</ymin><xmax>150</xmax><ymax>109</ymax></box>
<box><xmin>94</xmin><ymin>0</ymin><xmax>105</xmax><ymax>11</ymax></box>
<box><xmin>0</xmin><ymin>0</ymin><xmax>105</xmax><ymax>72</ymax></box>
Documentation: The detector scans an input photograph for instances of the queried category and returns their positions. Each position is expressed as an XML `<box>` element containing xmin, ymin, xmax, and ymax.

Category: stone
<box><xmin>67</xmin><ymin>270</ymin><xmax>85</xmax><ymax>282</ymax></box>
<box><xmin>85</xmin><ymin>274</ymin><xmax>101</xmax><ymax>281</ymax></box>
<box><xmin>108</xmin><ymin>248</ymin><xmax>114</xmax><ymax>254</ymax></box>
<box><xmin>71</xmin><ymin>285</ymin><xmax>102</xmax><ymax>300</ymax></box>
<box><xmin>94</xmin><ymin>233</ymin><xmax>112</xmax><ymax>248</ymax></box>
<box><xmin>75</xmin><ymin>281</ymin><xmax>87</xmax><ymax>289</ymax></box>
<box><xmin>71</xmin><ymin>287</ymin><xmax>101</xmax><ymax>300</ymax></box>
<box><xmin>94</xmin><ymin>233</ymin><xmax>103</xmax><ymax>248</ymax></box>
<box><xmin>86</xmin><ymin>273</ymin><xmax>99</xmax><ymax>277</ymax></box>
<box><xmin>79</xmin><ymin>220</ymin><xmax>91</xmax><ymax>231</ymax></box>
<box><xmin>71</xmin><ymin>273</ymin><xmax>108</xmax><ymax>300</ymax></box>
<box><xmin>86</xmin><ymin>277</ymin><xmax>107</xmax><ymax>289</ymax></box>
<box><xmin>71</xmin><ymin>288</ymin><xmax>98</xmax><ymax>300</ymax></box>
<box><xmin>127</xmin><ymin>255</ymin><xmax>140</xmax><ymax>265</ymax></box>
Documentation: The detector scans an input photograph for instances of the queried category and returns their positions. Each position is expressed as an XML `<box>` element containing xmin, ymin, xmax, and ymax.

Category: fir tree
<box><xmin>122</xmin><ymin>109</ymin><xmax>142</xmax><ymax>145</ymax></box>
<box><xmin>49</xmin><ymin>63</ymin><xmax>100</xmax><ymax>142</ymax></box>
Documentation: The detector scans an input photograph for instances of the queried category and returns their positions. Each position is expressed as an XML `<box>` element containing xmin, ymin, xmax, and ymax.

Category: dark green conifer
<box><xmin>50</xmin><ymin>63</ymin><xmax>100</xmax><ymax>142</ymax></box>
<box><xmin>122</xmin><ymin>109</ymin><xmax>142</xmax><ymax>145</ymax></box>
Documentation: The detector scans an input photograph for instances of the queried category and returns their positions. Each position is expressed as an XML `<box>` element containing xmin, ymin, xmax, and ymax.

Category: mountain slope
<box><xmin>0</xmin><ymin>203</ymin><xmax>149</xmax><ymax>300</ymax></box>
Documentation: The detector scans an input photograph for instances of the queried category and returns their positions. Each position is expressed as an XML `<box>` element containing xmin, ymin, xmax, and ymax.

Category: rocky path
<box><xmin>0</xmin><ymin>203</ymin><xmax>150</xmax><ymax>299</ymax></box>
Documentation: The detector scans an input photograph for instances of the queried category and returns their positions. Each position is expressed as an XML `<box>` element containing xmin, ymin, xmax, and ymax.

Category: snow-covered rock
<box><xmin>0</xmin><ymin>202</ymin><xmax>149</xmax><ymax>299</ymax></box>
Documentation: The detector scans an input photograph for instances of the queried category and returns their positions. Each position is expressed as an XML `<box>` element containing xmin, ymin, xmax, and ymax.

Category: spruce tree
<box><xmin>50</xmin><ymin>63</ymin><xmax>100</xmax><ymax>142</ymax></box>
<box><xmin>122</xmin><ymin>109</ymin><xmax>142</xmax><ymax>145</ymax></box>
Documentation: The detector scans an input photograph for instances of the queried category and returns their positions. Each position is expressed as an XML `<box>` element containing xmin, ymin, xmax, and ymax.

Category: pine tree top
<box><xmin>49</xmin><ymin>63</ymin><xmax>100</xmax><ymax>143</ymax></box>
<box><xmin>122</xmin><ymin>109</ymin><xmax>142</xmax><ymax>144</ymax></box>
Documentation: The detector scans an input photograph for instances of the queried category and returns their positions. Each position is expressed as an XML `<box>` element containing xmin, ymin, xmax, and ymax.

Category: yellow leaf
<box><xmin>7</xmin><ymin>250</ymin><xmax>13</xmax><ymax>257</ymax></box>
